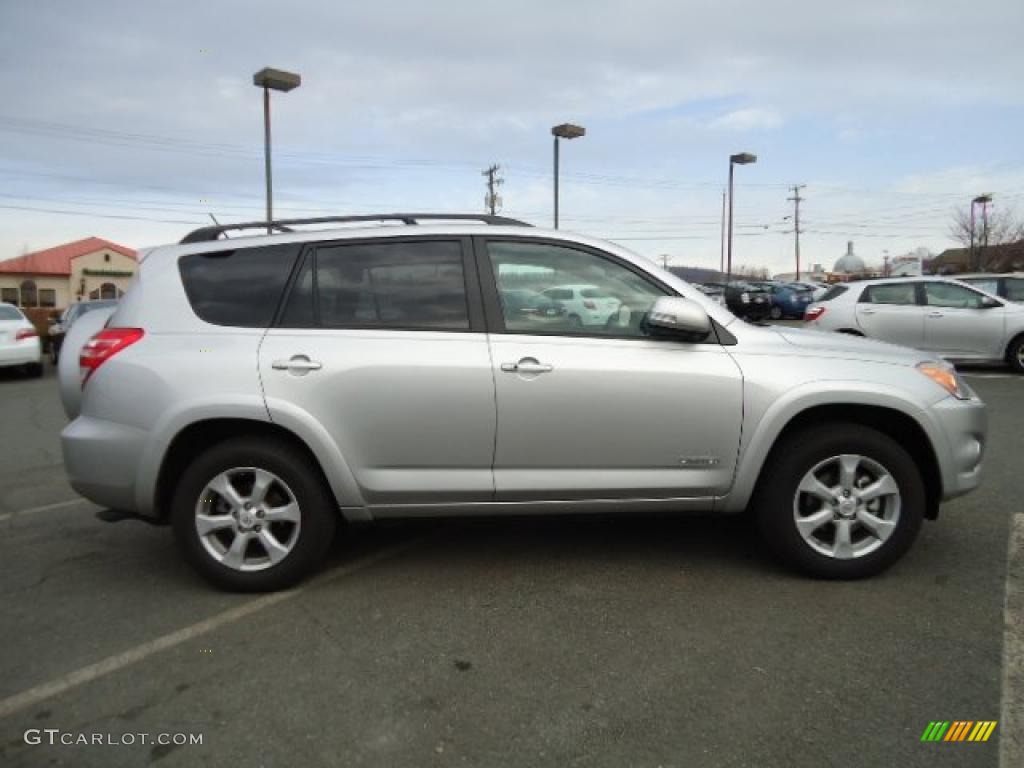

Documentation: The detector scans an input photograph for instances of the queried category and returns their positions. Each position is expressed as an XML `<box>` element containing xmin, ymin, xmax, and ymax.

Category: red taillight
<box><xmin>583</xmin><ymin>300</ymin><xmax>596</xmax><ymax>310</ymax></box>
<box><xmin>80</xmin><ymin>328</ymin><xmax>144</xmax><ymax>384</ymax></box>
<box><xmin>804</xmin><ymin>306</ymin><xmax>826</xmax><ymax>321</ymax></box>
<box><xmin>15</xmin><ymin>328</ymin><xmax>38</xmax><ymax>341</ymax></box>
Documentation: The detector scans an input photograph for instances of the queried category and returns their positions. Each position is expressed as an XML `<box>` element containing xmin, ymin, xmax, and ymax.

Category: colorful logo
<box><xmin>920</xmin><ymin>721</ymin><xmax>997</xmax><ymax>742</ymax></box>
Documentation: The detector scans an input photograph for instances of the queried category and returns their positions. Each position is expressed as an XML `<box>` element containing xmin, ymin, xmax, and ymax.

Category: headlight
<box><xmin>740</xmin><ymin>292</ymin><xmax>750</xmax><ymax>303</ymax></box>
<box><xmin>917</xmin><ymin>361</ymin><xmax>971</xmax><ymax>400</ymax></box>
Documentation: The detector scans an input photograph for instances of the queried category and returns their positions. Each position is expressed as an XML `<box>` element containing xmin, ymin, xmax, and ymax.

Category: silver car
<box><xmin>59</xmin><ymin>215</ymin><xmax>987</xmax><ymax>590</ymax></box>
<box><xmin>804</xmin><ymin>276</ymin><xmax>1024</xmax><ymax>372</ymax></box>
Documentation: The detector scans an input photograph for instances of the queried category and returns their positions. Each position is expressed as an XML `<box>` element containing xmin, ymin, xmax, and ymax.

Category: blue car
<box><xmin>751</xmin><ymin>282</ymin><xmax>815</xmax><ymax>319</ymax></box>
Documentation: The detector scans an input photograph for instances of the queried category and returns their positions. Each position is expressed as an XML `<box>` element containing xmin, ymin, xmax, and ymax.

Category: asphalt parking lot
<box><xmin>0</xmin><ymin>358</ymin><xmax>1021</xmax><ymax>768</ymax></box>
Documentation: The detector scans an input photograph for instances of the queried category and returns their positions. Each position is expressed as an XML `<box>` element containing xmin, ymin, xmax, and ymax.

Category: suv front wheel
<box><xmin>171</xmin><ymin>437</ymin><xmax>337</xmax><ymax>591</ymax></box>
<box><xmin>755</xmin><ymin>424</ymin><xmax>925</xmax><ymax>579</ymax></box>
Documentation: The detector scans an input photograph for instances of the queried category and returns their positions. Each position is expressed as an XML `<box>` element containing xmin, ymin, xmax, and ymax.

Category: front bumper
<box><xmin>930</xmin><ymin>394</ymin><xmax>987</xmax><ymax>501</ymax></box>
<box><xmin>61</xmin><ymin>415</ymin><xmax>148</xmax><ymax>513</ymax></box>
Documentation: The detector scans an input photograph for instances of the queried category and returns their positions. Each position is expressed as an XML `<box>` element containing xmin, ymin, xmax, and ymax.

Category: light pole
<box><xmin>551</xmin><ymin>123</ymin><xmax>585</xmax><ymax>229</ymax></box>
<box><xmin>971</xmin><ymin>194</ymin><xmax>992</xmax><ymax>271</ymax></box>
<box><xmin>726</xmin><ymin>152</ymin><xmax>757</xmax><ymax>282</ymax></box>
<box><xmin>253</xmin><ymin>67</ymin><xmax>301</xmax><ymax>234</ymax></box>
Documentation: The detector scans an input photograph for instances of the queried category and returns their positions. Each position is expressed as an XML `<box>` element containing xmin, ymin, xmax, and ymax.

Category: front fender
<box><xmin>719</xmin><ymin>380</ymin><xmax>948</xmax><ymax>513</ymax></box>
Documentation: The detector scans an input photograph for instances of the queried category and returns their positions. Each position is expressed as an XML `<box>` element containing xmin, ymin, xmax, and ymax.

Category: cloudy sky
<box><xmin>1</xmin><ymin>0</ymin><xmax>1022</xmax><ymax>274</ymax></box>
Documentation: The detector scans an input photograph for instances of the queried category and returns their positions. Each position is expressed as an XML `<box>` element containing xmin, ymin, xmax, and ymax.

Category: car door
<box><xmin>259</xmin><ymin>236</ymin><xmax>497</xmax><ymax>506</ymax></box>
<box><xmin>854</xmin><ymin>283</ymin><xmax>925</xmax><ymax>348</ymax></box>
<box><xmin>921</xmin><ymin>281</ymin><xmax>1005</xmax><ymax>359</ymax></box>
<box><xmin>478</xmin><ymin>237</ymin><xmax>744</xmax><ymax>502</ymax></box>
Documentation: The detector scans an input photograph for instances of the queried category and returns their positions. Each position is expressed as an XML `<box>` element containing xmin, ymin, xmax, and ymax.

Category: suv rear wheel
<box><xmin>171</xmin><ymin>437</ymin><xmax>337</xmax><ymax>591</ymax></box>
<box><xmin>755</xmin><ymin>424</ymin><xmax>924</xmax><ymax>579</ymax></box>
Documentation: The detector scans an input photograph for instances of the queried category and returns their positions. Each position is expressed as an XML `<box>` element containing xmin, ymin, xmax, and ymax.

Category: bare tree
<box><xmin>949</xmin><ymin>205</ymin><xmax>1024</xmax><ymax>248</ymax></box>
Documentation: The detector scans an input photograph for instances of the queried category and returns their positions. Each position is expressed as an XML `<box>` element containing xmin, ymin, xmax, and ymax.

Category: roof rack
<box><xmin>180</xmin><ymin>213</ymin><xmax>531</xmax><ymax>244</ymax></box>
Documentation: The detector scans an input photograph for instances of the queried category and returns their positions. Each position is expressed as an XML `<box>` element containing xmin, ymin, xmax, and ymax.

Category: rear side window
<box><xmin>819</xmin><ymin>285</ymin><xmax>848</xmax><ymax>301</ymax></box>
<box><xmin>179</xmin><ymin>244</ymin><xmax>301</xmax><ymax>327</ymax></box>
<box><xmin>280</xmin><ymin>239</ymin><xmax>469</xmax><ymax>331</ymax></box>
<box><xmin>861</xmin><ymin>284</ymin><xmax>917</xmax><ymax>305</ymax></box>
<box><xmin>1005</xmin><ymin>278</ymin><xmax>1024</xmax><ymax>302</ymax></box>
<box><xmin>0</xmin><ymin>305</ymin><xmax>23</xmax><ymax>320</ymax></box>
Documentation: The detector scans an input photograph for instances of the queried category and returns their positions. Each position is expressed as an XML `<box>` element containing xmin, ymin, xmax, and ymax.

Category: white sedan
<box><xmin>0</xmin><ymin>302</ymin><xmax>43</xmax><ymax>377</ymax></box>
<box><xmin>803</xmin><ymin>277</ymin><xmax>1024</xmax><ymax>372</ymax></box>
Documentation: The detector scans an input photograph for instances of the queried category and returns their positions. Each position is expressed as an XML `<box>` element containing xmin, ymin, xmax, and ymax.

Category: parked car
<box><xmin>750</xmin><ymin>282</ymin><xmax>815</xmax><ymax>319</ymax></box>
<box><xmin>60</xmin><ymin>214</ymin><xmax>986</xmax><ymax>590</ymax></box>
<box><xmin>0</xmin><ymin>302</ymin><xmax>43</xmax><ymax>377</ymax></box>
<box><xmin>788</xmin><ymin>280</ymin><xmax>830</xmax><ymax>301</ymax></box>
<box><xmin>804</xmin><ymin>276</ymin><xmax>1024</xmax><ymax>372</ymax></box>
<box><xmin>723</xmin><ymin>281</ymin><xmax>772</xmax><ymax>321</ymax></box>
<box><xmin>695</xmin><ymin>283</ymin><xmax>726</xmax><ymax>305</ymax></box>
<box><xmin>498</xmin><ymin>288</ymin><xmax>567</xmax><ymax>329</ymax></box>
<box><xmin>954</xmin><ymin>273</ymin><xmax>1024</xmax><ymax>303</ymax></box>
<box><xmin>540</xmin><ymin>284</ymin><xmax>621</xmax><ymax>327</ymax></box>
<box><xmin>49</xmin><ymin>299</ymin><xmax>119</xmax><ymax>364</ymax></box>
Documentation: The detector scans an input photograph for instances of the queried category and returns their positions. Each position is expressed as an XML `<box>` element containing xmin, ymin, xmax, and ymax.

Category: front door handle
<box><xmin>501</xmin><ymin>358</ymin><xmax>553</xmax><ymax>375</ymax></box>
<box><xmin>272</xmin><ymin>355</ymin><xmax>323</xmax><ymax>373</ymax></box>
<box><xmin>860</xmin><ymin>309</ymin><xmax>876</xmax><ymax>315</ymax></box>
<box><xmin>927</xmin><ymin>311</ymin><xmax>944</xmax><ymax>318</ymax></box>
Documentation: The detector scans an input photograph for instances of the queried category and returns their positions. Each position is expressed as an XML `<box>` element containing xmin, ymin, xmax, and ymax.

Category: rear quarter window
<box><xmin>179</xmin><ymin>244</ymin><xmax>302</xmax><ymax>327</ymax></box>
<box><xmin>819</xmin><ymin>285</ymin><xmax>848</xmax><ymax>302</ymax></box>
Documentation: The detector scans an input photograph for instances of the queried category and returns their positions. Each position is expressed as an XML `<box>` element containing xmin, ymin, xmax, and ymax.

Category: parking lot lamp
<box><xmin>551</xmin><ymin>123</ymin><xmax>586</xmax><ymax>229</ymax></box>
<box><xmin>253</xmin><ymin>67</ymin><xmax>301</xmax><ymax>234</ymax></box>
<box><xmin>726</xmin><ymin>152</ymin><xmax>757</xmax><ymax>282</ymax></box>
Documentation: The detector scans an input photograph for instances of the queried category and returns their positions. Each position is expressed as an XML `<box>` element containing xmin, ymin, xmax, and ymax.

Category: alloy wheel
<box><xmin>194</xmin><ymin>467</ymin><xmax>301</xmax><ymax>572</ymax></box>
<box><xmin>792</xmin><ymin>454</ymin><xmax>901</xmax><ymax>559</ymax></box>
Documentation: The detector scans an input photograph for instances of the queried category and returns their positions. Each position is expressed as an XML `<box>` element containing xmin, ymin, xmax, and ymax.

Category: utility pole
<box><xmin>787</xmin><ymin>184</ymin><xmax>805</xmax><ymax>280</ymax></box>
<box><xmin>482</xmin><ymin>164</ymin><xmax>503</xmax><ymax>215</ymax></box>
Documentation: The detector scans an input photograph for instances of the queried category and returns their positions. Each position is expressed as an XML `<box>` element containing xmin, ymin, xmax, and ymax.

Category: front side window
<box><xmin>312</xmin><ymin>240</ymin><xmax>469</xmax><ymax>331</ymax></box>
<box><xmin>961</xmin><ymin>277</ymin><xmax>999</xmax><ymax>295</ymax></box>
<box><xmin>861</xmin><ymin>283</ymin><xmax>917</xmax><ymax>305</ymax></box>
<box><xmin>487</xmin><ymin>241</ymin><xmax>667</xmax><ymax>337</ymax></box>
<box><xmin>179</xmin><ymin>244</ymin><xmax>302</xmax><ymax>327</ymax></box>
<box><xmin>923</xmin><ymin>282</ymin><xmax>988</xmax><ymax>309</ymax></box>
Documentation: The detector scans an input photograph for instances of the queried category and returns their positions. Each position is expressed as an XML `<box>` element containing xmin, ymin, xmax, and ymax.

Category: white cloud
<box><xmin>708</xmin><ymin>108</ymin><xmax>783</xmax><ymax>132</ymax></box>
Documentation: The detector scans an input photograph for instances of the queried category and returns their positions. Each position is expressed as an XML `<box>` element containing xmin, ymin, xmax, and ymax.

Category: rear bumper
<box><xmin>61</xmin><ymin>415</ymin><xmax>148</xmax><ymax>515</ymax></box>
<box><xmin>0</xmin><ymin>339</ymin><xmax>41</xmax><ymax>367</ymax></box>
<box><xmin>931</xmin><ymin>395</ymin><xmax>987</xmax><ymax>501</ymax></box>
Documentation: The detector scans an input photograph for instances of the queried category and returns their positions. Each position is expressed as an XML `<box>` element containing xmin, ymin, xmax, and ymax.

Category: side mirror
<box><xmin>646</xmin><ymin>297</ymin><xmax>711</xmax><ymax>341</ymax></box>
<box><xmin>980</xmin><ymin>296</ymin><xmax>1002</xmax><ymax>309</ymax></box>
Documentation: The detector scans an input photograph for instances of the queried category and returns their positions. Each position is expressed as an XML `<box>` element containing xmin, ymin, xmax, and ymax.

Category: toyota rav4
<box><xmin>59</xmin><ymin>214</ymin><xmax>987</xmax><ymax>590</ymax></box>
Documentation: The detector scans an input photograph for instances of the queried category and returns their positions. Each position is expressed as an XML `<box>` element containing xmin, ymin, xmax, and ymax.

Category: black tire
<box><xmin>1006</xmin><ymin>334</ymin><xmax>1024</xmax><ymax>374</ymax></box>
<box><xmin>769</xmin><ymin>305</ymin><xmax>783</xmax><ymax>320</ymax></box>
<box><xmin>171</xmin><ymin>437</ymin><xmax>337</xmax><ymax>591</ymax></box>
<box><xmin>754</xmin><ymin>423</ymin><xmax>925</xmax><ymax>579</ymax></box>
<box><xmin>25</xmin><ymin>362</ymin><xmax>43</xmax><ymax>378</ymax></box>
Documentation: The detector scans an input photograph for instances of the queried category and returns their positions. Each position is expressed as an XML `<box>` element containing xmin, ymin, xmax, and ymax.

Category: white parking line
<box><xmin>0</xmin><ymin>498</ymin><xmax>90</xmax><ymax>523</ymax></box>
<box><xmin>0</xmin><ymin>538</ymin><xmax>420</xmax><ymax>719</ymax></box>
<box><xmin>1001</xmin><ymin>511</ymin><xmax>1023</xmax><ymax>768</ymax></box>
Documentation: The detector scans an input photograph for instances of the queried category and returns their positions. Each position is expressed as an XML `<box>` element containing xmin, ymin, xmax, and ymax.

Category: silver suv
<box><xmin>59</xmin><ymin>214</ymin><xmax>987</xmax><ymax>590</ymax></box>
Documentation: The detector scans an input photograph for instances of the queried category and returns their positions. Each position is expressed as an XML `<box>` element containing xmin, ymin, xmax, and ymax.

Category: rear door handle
<box><xmin>272</xmin><ymin>355</ymin><xmax>322</xmax><ymax>372</ymax></box>
<box><xmin>927</xmin><ymin>311</ymin><xmax>944</xmax><ymax>318</ymax></box>
<box><xmin>860</xmin><ymin>309</ymin><xmax>876</xmax><ymax>315</ymax></box>
<box><xmin>501</xmin><ymin>358</ymin><xmax>553</xmax><ymax>375</ymax></box>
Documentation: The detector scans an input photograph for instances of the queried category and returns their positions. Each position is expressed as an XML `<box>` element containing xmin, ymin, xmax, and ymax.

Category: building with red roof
<box><xmin>0</xmin><ymin>237</ymin><xmax>137</xmax><ymax>310</ymax></box>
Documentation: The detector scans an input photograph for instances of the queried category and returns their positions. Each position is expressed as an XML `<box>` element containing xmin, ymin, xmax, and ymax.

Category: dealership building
<box><xmin>0</xmin><ymin>237</ymin><xmax>136</xmax><ymax>311</ymax></box>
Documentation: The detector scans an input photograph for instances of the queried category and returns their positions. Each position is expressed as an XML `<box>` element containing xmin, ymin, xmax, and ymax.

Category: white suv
<box><xmin>59</xmin><ymin>214</ymin><xmax>986</xmax><ymax>591</ymax></box>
